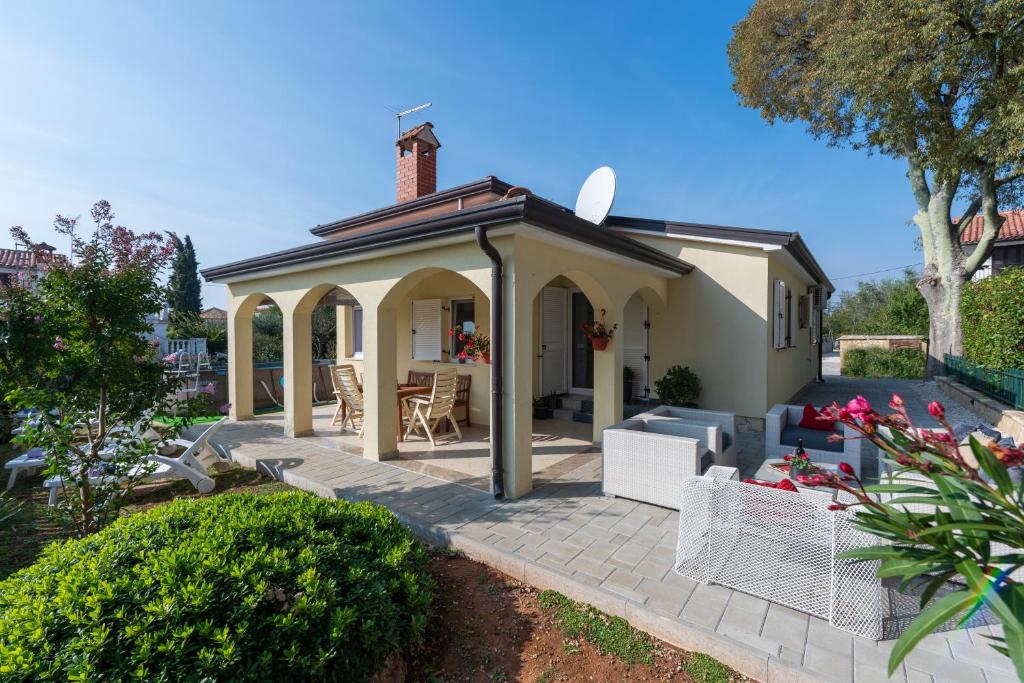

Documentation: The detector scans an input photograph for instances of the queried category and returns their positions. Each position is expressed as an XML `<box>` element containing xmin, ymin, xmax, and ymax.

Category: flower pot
<box><xmin>589</xmin><ymin>336</ymin><xmax>609</xmax><ymax>351</ymax></box>
<box><xmin>482</xmin><ymin>352</ymin><xmax>490</xmax><ymax>364</ymax></box>
<box><xmin>623</xmin><ymin>380</ymin><xmax>633</xmax><ymax>402</ymax></box>
<box><xmin>533</xmin><ymin>407</ymin><xmax>552</xmax><ymax>420</ymax></box>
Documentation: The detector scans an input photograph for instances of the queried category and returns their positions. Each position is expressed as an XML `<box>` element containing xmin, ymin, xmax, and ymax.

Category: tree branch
<box><xmin>964</xmin><ymin>174</ymin><xmax>1005</xmax><ymax>276</ymax></box>
<box><xmin>956</xmin><ymin>196</ymin><xmax>983</xmax><ymax>236</ymax></box>
<box><xmin>905</xmin><ymin>146</ymin><xmax>932</xmax><ymax>212</ymax></box>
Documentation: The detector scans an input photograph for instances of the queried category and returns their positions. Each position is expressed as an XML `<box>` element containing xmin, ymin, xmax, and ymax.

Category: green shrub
<box><xmin>654</xmin><ymin>365</ymin><xmax>702</xmax><ymax>406</ymax></box>
<box><xmin>962</xmin><ymin>267</ymin><xmax>1024</xmax><ymax>370</ymax></box>
<box><xmin>0</xmin><ymin>492</ymin><xmax>432</xmax><ymax>682</ymax></box>
<box><xmin>167</xmin><ymin>312</ymin><xmax>227</xmax><ymax>354</ymax></box>
<box><xmin>842</xmin><ymin>347</ymin><xmax>925</xmax><ymax>378</ymax></box>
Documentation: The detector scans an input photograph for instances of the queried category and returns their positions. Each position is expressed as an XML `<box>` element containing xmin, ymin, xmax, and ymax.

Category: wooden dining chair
<box><xmin>404</xmin><ymin>368</ymin><xmax>461</xmax><ymax>447</ymax></box>
<box><xmin>333</xmin><ymin>365</ymin><xmax>365</xmax><ymax>436</ymax></box>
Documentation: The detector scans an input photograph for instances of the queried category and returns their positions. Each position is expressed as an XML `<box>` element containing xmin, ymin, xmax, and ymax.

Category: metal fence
<box><xmin>944</xmin><ymin>354</ymin><xmax>1024</xmax><ymax>410</ymax></box>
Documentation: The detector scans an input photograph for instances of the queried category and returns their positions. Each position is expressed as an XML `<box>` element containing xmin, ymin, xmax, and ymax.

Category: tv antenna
<box><xmin>396</xmin><ymin>102</ymin><xmax>432</xmax><ymax>138</ymax></box>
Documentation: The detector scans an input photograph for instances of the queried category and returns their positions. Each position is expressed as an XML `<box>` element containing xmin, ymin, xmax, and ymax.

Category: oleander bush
<box><xmin>842</xmin><ymin>347</ymin><xmax>925</xmax><ymax>379</ymax></box>
<box><xmin>962</xmin><ymin>267</ymin><xmax>1024</xmax><ymax>370</ymax></box>
<box><xmin>0</xmin><ymin>492</ymin><xmax>433</xmax><ymax>682</ymax></box>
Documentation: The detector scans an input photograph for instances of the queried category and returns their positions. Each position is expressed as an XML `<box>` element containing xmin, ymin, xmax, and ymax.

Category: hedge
<box><xmin>0</xmin><ymin>492</ymin><xmax>432</xmax><ymax>682</ymax></box>
<box><xmin>962</xmin><ymin>267</ymin><xmax>1024</xmax><ymax>370</ymax></box>
<box><xmin>842</xmin><ymin>347</ymin><xmax>925</xmax><ymax>379</ymax></box>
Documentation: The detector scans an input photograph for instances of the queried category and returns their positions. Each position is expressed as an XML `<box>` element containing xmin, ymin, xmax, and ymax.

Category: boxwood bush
<box><xmin>0</xmin><ymin>492</ymin><xmax>432</xmax><ymax>682</ymax></box>
<box><xmin>842</xmin><ymin>347</ymin><xmax>925</xmax><ymax>379</ymax></box>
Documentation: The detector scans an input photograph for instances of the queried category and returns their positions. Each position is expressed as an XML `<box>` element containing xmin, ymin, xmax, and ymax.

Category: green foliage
<box><xmin>537</xmin><ymin>590</ymin><xmax>654</xmax><ymax>666</ymax></box>
<box><xmin>654</xmin><ymin>366</ymin><xmax>701</xmax><ymax>407</ymax></box>
<box><xmin>681</xmin><ymin>652</ymin><xmax>734</xmax><ymax>683</ymax></box>
<box><xmin>167</xmin><ymin>311</ymin><xmax>227</xmax><ymax>354</ymax></box>
<box><xmin>825</xmin><ymin>270</ymin><xmax>928</xmax><ymax>338</ymax></box>
<box><xmin>842</xmin><ymin>347</ymin><xmax>925</xmax><ymax>378</ymax></box>
<box><xmin>0</xmin><ymin>202</ymin><xmax>198</xmax><ymax>535</ymax></box>
<box><xmin>0</xmin><ymin>492</ymin><xmax>433</xmax><ymax>682</ymax></box>
<box><xmin>166</xmin><ymin>234</ymin><xmax>202</xmax><ymax>315</ymax></box>
<box><xmin>815</xmin><ymin>397</ymin><xmax>1024</xmax><ymax>677</ymax></box>
<box><xmin>962</xmin><ymin>267</ymin><xmax>1024</xmax><ymax>370</ymax></box>
<box><xmin>248</xmin><ymin>304</ymin><xmax>336</xmax><ymax>362</ymax></box>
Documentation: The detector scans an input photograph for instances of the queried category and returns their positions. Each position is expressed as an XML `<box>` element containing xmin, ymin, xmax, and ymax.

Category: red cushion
<box><xmin>798</xmin><ymin>404</ymin><xmax>836</xmax><ymax>431</ymax></box>
<box><xmin>775</xmin><ymin>478</ymin><xmax>798</xmax><ymax>492</ymax></box>
<box><xmin>742</xmin><ymin>477</ymin><xmax>798</xmax><ymax>492</ymax></box>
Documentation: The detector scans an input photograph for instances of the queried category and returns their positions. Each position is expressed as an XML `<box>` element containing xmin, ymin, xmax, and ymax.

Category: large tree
<box><xmin>729</xmin><ymin>0</ymin><xmax>1024</xmax><ymax>375</ymax></box>
<box><xmin>167</xmin><ymin>234</ymin><xmax>202</xmax><ymax>315</ymax></box>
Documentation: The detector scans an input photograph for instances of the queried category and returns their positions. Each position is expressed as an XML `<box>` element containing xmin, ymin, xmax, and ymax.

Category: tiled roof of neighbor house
<box><xmin>0</xmin><ymin>248</ymin><xmax>42</xmax><ymax>269</ymax></box>
<box><xmin>201</xmin><ymin>307</ymin><xmax>228</xmax><ymax>320</ymax></box>
<box><xmin>960</xmin><ymin>210</ymin><xmax>1024</xmax><ymax>244</ymax></box>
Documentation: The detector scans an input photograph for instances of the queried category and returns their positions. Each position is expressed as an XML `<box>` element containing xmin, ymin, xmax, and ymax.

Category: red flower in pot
<box><xmin>580</xmin><ymin>310</ymin><xmax>617</xmax><ymax>351</ymax></box>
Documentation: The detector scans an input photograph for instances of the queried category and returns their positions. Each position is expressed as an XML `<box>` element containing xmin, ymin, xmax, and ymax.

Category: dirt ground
<box><xmin>410</xmin><ymin>554</ymin><xmax>748</xmax><ymax>683</ymax></box>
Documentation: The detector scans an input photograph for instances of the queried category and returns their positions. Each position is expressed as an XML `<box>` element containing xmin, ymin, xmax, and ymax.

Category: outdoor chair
<box><xmin>602</xmin><ymin>417</ymin><xmax>718</xmax><ymax>509</ymax></box>
<box><xmin>4</xmin><ymin>447</ymin><xmax>46</xmax><ymax>490</ymax></box>
<box><xmin>333</xmin><ymin>365</ymin><xmax>364</xmax><ymax>436</ymax></box>
<box><xmin>404</xmin><ymin>368</ymin><xmax>462</xmax><ymax>447</ymax></box>
<box><xmin>631</xmin><ymin>406</ymin><xmax>737</xmax><ymax>467</ymax></box>
<box><xmin>454</xmin><ymin>374</ymin><xmax>471</xmax><ymax>427</ymax></box>
<box><xmin>766</xmin><ymin>403</ymin><xmax>861</xmax><ymax>474</ymax></box>
<box><xmin>407</xmin><ymin>370</ymin><xmax>434</xmax><ymax>387</ymax></box>
<box><xmin>44</xmin><ymin>418</ymin><xmax>229</xmax><ymax>506</ymax></box>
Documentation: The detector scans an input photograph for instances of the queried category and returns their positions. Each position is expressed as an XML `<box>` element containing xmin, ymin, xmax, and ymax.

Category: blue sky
<box><xmin>1</xmin><ymin>2</ymin><xmax>921</xmax><ymax>307</ymax></box>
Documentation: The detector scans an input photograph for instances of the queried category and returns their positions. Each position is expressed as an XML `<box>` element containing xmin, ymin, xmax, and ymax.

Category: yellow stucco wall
<box><xmin>765</xmin><ymin>252</ymin><xmax>819</xmax><ymax>407</ymax></box>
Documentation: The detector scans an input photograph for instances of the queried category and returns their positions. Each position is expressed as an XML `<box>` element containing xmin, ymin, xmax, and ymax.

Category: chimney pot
<box><xmin>395</xmin><ymin>122</ymin><xmax>441</xmax><ymax>202</ymax></box>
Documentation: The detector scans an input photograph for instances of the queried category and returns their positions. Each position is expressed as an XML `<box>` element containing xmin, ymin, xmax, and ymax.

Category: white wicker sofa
<box><xmin>602</xmin><ymin>418</ymin><xmax>719</xmax><ymax>509</ymax></box>
<box><xmin>631</xmin><ymin>406</ymin><xmax>737</xmax><ymax>467</ymax></box>
<box><xmin>766</xmin><ymin>403</ymin><xmax>861</xmax><ymax>474</ymax></box>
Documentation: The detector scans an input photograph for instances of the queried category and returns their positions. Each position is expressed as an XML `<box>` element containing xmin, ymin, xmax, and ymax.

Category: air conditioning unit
<box><xmin>809</xmin><ymin>285</ymin><xmax>827</xmax><ymax>310</ymax></box>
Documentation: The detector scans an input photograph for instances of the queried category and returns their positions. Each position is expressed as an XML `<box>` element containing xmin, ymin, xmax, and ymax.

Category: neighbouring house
<box><xmin>0</xmin><ymin>243</ymin><xmax>56</xmax><ymax>289</ymax></box>
<box><xmin>145</xmin><ymin>304</ymin><xmax>172</xmax><ymax>354</ymax></box>
<box><xmin>201</xmin><ymin>307</ymin><xmax>228</xmax><ymax>323</ymax></box>
<box><xmin>201</xmin><ymin>123</ymin><xmax>834</xmax><ymax>498</ymax></box>
<box><xmin>962</xmin><ymin>209</ymin><xmax>1024</xmax><ymax>280</ymax></box>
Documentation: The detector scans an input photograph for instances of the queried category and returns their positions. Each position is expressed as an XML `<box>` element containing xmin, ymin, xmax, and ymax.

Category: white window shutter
<box><xmin>411</xmin><ymin>299</ymin><xmax>442</xmax><ymax>361</ymax></box>
<box><xmin>622</xmin><ymin>294</ymin><xmax>649</xmax><ymax>399</ymax></box>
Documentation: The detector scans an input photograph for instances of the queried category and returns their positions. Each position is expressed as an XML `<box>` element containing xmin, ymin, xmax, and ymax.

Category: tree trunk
<box><xmin>918</xmin><ymin>269</ymin><xmax>966</xmax><ymax>378</ymax></box>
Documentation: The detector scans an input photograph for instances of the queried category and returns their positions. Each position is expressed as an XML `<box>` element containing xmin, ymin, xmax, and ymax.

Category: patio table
<box><xmin>753</xmin><ymin>458</ymin><xmax>840</xmax><ymax>490</ymax></box>
<box><xmin>338</xmin><ymin>383</ymin><xmax>430</xmax><ymax>441</ymax></box>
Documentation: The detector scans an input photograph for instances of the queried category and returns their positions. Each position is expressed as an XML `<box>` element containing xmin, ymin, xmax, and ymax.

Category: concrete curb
<box><xmin>228</xmin><ymin>446</ymin><xmax>829</xmax><ymax>683</ymax></box>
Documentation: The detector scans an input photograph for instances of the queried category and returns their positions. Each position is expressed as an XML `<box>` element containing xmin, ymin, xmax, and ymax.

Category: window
<box><xmin>450</xmin><ymin>298</ymin><xmax>476</xmax><ymax>362</ymax></box>
<box><xmin>351</xmin><ymin>306</ymin><xmax>363</xmax><ymax>358</ymax></box>
<box><xmin>411</xmin><ymin>299</ymin><xmax>442</xmax><ymax>361</ymax></box>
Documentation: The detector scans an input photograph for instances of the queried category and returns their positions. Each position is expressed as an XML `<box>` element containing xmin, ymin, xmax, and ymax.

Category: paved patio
<box><xmin>210</xmin><ymin>398</ymin><xmax>1010</xmax><ymax>683</ymax></box>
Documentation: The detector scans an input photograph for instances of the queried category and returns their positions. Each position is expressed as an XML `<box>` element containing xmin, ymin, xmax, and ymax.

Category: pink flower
<box><xmin>162</xmin><ymin>353</ymin><xmax>178</xmax><ymax>363</ymax></box>
<box><xmin>149</xmin><ymin>338</ymin><xmax>161</xmax><ymax>349</ymax></box>
<box><xmin>928</xmin><ymin>401</ymin><xmax>945</xmax><ymax>419</ymax></box>
<box><xmin>458</xmin><ymin>334</ymin><xmax>465</xmax><ymax>341</ymax></box>
<box><xmin>33</xmin><ymin>314</ymin><xmax>43</xmax><ymax>324</ymax></box>
<box><xmin>783</xmin><ymin>454</ymin><xmax>793</xmax><ymax>462</ymax></box>
<box><xmin>795</xmin><ymin>474</ymin><xmax>810</xmax><ymax>484</ymax></box>
<box><xmin>845</xmin><ymin>395</ymin><xmax>872</xmax><ymax>420</ymax></box>
<box><xmin>448</xmin><ymin>329</ymin><xmax>455</xmax><ymax>336</ymax></box>
<box><xmin>838</xmin><ymin>462</ymin><xmax>855</xmax><ymax>476</ymax></box>
<box><xmin>201</xmin><ymin>382</ymin><xmax>216</xmax><ymax>395</ymax></box>
<box><xmin>219</xmin><ymin>402</ymin><xmax>232</xmax><ymax>415</ymax></box>
<box><xmin>810</xmin><ymin>475</ymin><xmax>825</xmax><ymax>486</ymax></box>
<box><xmin>52</xmin><ymin>336</ymin><xmax>67</xmax><ymax>351</ymax></box>
<box><xmin>889</xmin><ymin>394</ymin><xmax>904</xmax><ymax>409</ymax></box>
<box><xmin>827</xmin><ymin>503</ymin><xmax>844</xmax><ymax>511</ymax></box>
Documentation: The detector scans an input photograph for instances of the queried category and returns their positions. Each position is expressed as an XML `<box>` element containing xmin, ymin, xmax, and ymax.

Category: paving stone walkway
<box><xmin>212</xmin><ymin>418</ymin><xmax>1012</xmax><ymax>683</ymax></box>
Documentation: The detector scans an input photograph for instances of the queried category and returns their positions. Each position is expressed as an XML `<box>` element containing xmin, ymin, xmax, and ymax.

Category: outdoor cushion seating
<box><xmin>602</xmin><ymin>417</ymin><xmax>717</xmax><ymax>509</ymax></box>
<box><xmin>630</xmin><ymin>406</ymin><xmax>737</xmax><ymax>467</ymax></box>
<box><xmin>44</xmin><ymin>418</ymin><xmax>229</xmax><ymax>506</ymax></box>
<box><xmin>766</xmin><ymin>403</ymin><xmax>860</xmax><ymax>474</ymax></box>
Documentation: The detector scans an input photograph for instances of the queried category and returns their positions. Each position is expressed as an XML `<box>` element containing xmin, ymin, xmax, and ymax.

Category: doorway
<box><xmin>570</xmin><ymin>290</ymin><xmax>594</xmax><ymax>393</ymax></box>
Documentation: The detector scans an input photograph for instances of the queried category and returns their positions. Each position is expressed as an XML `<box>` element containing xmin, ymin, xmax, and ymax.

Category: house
<box><xmin>0</xmin><ymin>243</ymin><xmax>56</xmax><ymax>288</ymax></box>
<box><xmin>201</xmin><ymin>307</ymin><xmax>228</xmax><ymax>323</ymax></box>
<box><xmin>962</xmin><ymin>210</ymin><xmax>1024</xmax><ymax>279</ymax></box>
<box><xmin>145</xmin><ymin>304</ymin><xmax>172</xmax><ymax>354</ymax></box>
<box><xmin>201</xmin><ymin>123</ymin><xmax>833</xmax><ymax>498</ymax></box>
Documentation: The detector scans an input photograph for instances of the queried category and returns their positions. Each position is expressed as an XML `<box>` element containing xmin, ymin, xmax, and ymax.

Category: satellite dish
<box><xmin>574</xmin><ymin>166</ymin><xmax>617</xmax><ymax>225</ymax></box>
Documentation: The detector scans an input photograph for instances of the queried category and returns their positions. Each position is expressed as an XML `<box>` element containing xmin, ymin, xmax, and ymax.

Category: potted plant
<box><xmin>623</xmin><ymin>366</ymin><xmax>635</xmax><ymax>402</ymax></box>
<box><xmin>653</xmin><ymin>365</ymin><xmax>701</xmax><ymax>407</ymax></box>
<box><xmin>449</xmin><ymin>327</ymin><xmax>491</xmax><ymax>364</ymax></box>
<box><xmin>580</xmin><ymin>309</ymin><xmax>617</xmax><ymax>351</ymax></box>
<box><xmin>783</xmin><ymin>440</ymin><xmax>813</xmax><ymax>480</ymax></box>
<box><xmin>532</xmin><ymin>395</ymin><xmax>553</xmax><ymax>420</ymax></box>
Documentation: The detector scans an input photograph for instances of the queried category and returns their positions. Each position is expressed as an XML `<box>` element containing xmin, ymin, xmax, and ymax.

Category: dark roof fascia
<box><xmin>202</xmin><ymin>196</ymin><xmax>693</xmax><ymax>281</ymax></box>
<box><xmin>309</xmin><ymin>176</ymin><xmax>513</xmax><ymax>237</ymax></box>
<box><xmin>607</xmin><ymin>215</ymin><xmax>833</xmax><ymax>292</ymax></box>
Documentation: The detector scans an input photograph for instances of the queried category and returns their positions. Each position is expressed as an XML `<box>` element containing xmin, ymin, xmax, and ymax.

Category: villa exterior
<box><xmin>201</xmin><ymin>123</ymin><xmax>833</xmax><ymax>498</ymax></box>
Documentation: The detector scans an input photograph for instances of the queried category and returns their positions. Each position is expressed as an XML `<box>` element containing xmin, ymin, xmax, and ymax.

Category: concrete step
<box><xmin>551</xmin><ymin>408</ymin><xmax>576</xmax><ymax>421</ymax></box>
<box><xmin>557</xmin><ymin>395</ymin><xmax>593</xmax><ymax>413</ymax></box>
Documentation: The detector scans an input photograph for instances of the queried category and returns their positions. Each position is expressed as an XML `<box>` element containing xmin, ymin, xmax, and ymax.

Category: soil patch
<box><xmin>410</xmin><ymin>554</ymin><xmax>749</xmax><ymax>683</ymax></box>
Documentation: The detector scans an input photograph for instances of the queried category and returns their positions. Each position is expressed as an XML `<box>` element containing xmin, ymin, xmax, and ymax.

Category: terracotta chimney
<box><xmin>396</xmin><ymin>122</ymin><xmax>441</xmax><ymax>202</ymax></box>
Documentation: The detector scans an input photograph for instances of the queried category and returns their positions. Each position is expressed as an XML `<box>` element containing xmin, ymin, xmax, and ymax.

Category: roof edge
<box><xmin>310</xmin><ymin>176</ymin><xmax>513</xmax><ymax>237</ymax></box>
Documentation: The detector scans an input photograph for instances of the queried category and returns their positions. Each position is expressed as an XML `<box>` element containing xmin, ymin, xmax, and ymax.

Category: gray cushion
<box><xmin>780</xmin><ymin>425</ymin><xmax>843</xmax><ymax>453</ymax></box>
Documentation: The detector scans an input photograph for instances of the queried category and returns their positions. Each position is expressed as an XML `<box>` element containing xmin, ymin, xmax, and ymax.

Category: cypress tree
<box><xmin>167</xmin><ymin>234</ymin><xmax>202</xmax><ymax>315</ymax></box>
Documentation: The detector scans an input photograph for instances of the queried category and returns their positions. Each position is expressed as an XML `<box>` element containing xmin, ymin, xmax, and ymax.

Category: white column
<box><xmin>282</xmin><ymin>304</ymin><xmax>314</xmax><ymax>437</ymax></box>
<box><xmin>360</xmin><ymin>304</ymin><xmax>398</xmax><ymax>460</ymax></box>
<box><xmin>227</xmin><ymin>298</ymin><xmax>254</xmax><ymax>421</ymax></box>
<box><xmin>503</xmin><ymin>265</ymin><xmax>534</xmax><ymax>498</ymax></box>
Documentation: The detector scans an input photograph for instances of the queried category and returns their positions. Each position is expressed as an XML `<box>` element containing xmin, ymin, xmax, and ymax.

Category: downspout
<box><xmin>475</xmin><ymin>225</ymin><xmax>505</xmax><ymax>498</ymax></box>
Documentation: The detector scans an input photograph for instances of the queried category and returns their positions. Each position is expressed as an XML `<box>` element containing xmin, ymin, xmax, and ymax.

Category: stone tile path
<box><xmin>212</xmin><ymin>417</ymin><xmax>1011</xmax><ymax>683</ymax></box>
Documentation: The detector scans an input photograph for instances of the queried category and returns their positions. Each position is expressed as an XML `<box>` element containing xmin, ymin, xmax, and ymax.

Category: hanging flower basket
<box><xmin>580</xmin><ymin>309</ymin><xmax>617</xmax><ymax>351</ymax></box>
